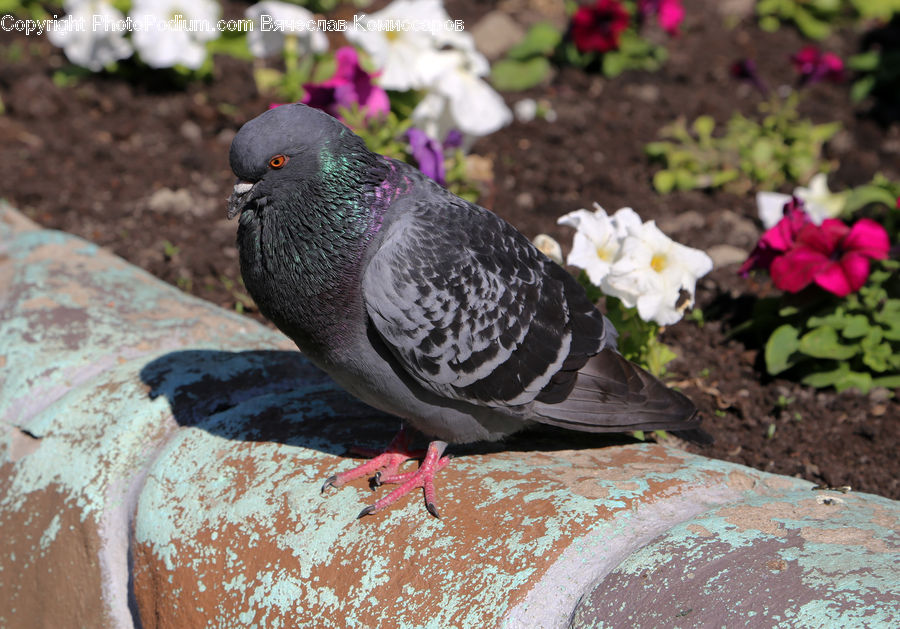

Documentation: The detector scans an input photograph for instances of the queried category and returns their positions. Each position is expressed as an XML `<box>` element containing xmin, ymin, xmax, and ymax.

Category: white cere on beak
<box><xmin>234</xmin><ymin>182</ymin><xmax>254</xmax><ymax>195</ymax></box>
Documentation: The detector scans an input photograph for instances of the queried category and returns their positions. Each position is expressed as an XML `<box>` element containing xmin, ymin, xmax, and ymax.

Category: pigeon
<box><xmin>227</xmin><ymin>104</ymin><xmax>706</xmax><ymax>518</ymax></box>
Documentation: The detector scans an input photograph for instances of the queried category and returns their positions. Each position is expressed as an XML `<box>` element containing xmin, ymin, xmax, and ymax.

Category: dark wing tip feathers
<box><xmin>532</xmin><ymin>348</ymin><xmax>702</xmax><ymax>434</ymax></box>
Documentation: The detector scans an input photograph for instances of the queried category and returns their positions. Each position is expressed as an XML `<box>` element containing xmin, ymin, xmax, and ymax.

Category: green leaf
<box><xmin>844</xmin><ymin>184</ymin><xmax>897</xmax><ymax>212</ymax></box>
<box><xmin>653</xmin><ymin>170</ymin><xmax>676</xmax><ymax>194</ymax></box>
<box><xmin>793</xmin><ymin>7</ymin><xmax>830</xmax><ymax>40</ymax></box>
<box><xmin>847</xmin><ymin>51</ymin><xmax>881</xmax><ymax>72</ymax></box>
<box><xmin>490</xmin><ymin>57</ymin><xmax>552</xmax><ymax>91</ymax></box>
<box><xmin>841</xmin><ymin>315</ymin><xmax>871</xmax><ymax>338</ymax></box>
<box><xmin>692</xmin><ymin>115</ymin><xmax>716</xmax><ymax>141</ymax></box>
<box><xmin>645</xmin><ymin>339</ymin><xmax>677</xmax><ymax>378</ymax></box>
<box><xmin>310</xmin><ymin>55</ymin><xmax>337</xmax><ymax>84</ymax></box>
<box><xmin>674</xmin><ymin>169</ymin><xmax>697</xmax><ymax>190</ymax></box>
<box><xmin>765</xmin><ymin>324</ymin><xmax>801</xmax><ymax>375</ymax></box>
<box><xmin>645</xmin><ymin>142</ymin><xmax>672</xmax><ymax>159</ymax></box>
<box><xmin>750</xmin><ymin>138</ymin><xmax>776</xmax><ymax>165</ymax></box>
<box><xmin>861</xmin><ymin>327</ymin><xmax>889</xmax><ymax>372</ymax></box>
<box><xmin>850</xmin><ymin>76</ymin><xmax>877</xmax><ymax>103</ymax></box>
<box><xmin>758</xmin><ymin>16</ymin><xmax>781</xmax><ymax>32</ymax></box>
<box><xmin>802</xmin><ymin>364</ymin><xmax>873</xmax><ymax>393</ymax></box>
<box><xmin>808</xmin><ymin>121</ymin><xmax>841</xmax><ymax>144</ymax></box>
<box><xmin>872</xmin><ymin>374</ymin><xmax>900</xmax><ymax>389</ymax></box>
<box><xmin>206</xmin><ymin>28</ymin><xmax>253</xmax><ymax>61</ymax></box>
<box><xmin>602</xmin><ymin>51</ymin><xmax>629</xmax><ymax>78</ymax></box>
<box><xmin>798</xmin><ymin>326</ymin><xmax>859</xmax><ymax>359</ymax></box>
<box><xmin>710</xmin><ymin>170</ymin><xmax>740</xmax><ymax>187</ymax></box>
<box><xmin>506</xmin><ymin>22</ymin><xmax>562</xmax><ymax>60</ymax></box>
<box><xmin>253</xmin><ymin>67</ymin><xmax>285</xmax><ymax>93</ymax></box>
<box><xmin>874</xmin><ymin>299</ymin><xmax>900</xmax><ymax>340</ymax></box>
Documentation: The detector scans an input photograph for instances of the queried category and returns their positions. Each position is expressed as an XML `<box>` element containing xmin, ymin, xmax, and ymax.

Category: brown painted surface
<box><xmin>0</xmin><ymin>481</ymin><xmax>109</xmax><ymax>629</ymax></box>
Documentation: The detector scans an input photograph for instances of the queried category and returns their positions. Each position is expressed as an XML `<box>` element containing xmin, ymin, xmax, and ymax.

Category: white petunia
<box><xmin>794</xmin><ymin>173</ymin><xmax>846</xmax><ymax>224</ymax></box>
<box><xmin>411</xmin><ymin>48</ymin><xmax>512</xmax><ymax>140</ymax></box>
<box><xmin>47</xmin><ymin>0</ymin><xmax>133</xmax><ymax>71</ymax></box>
<box><xmin>130</xmin><ymin>0</ymin><xmax>220</xmax><ymax>70</ymax></box>
<box><xmin>756</xmin><ymin>190</ymin><xmax>792</xmax><ymax>230</ymax></box>
<box><xmin>348</xmin><ymin>0</ymin><xmax>511</xmax><ymax>140</ymax></box>
<box><xmin>346</xmin><ymin>0</ymin><xmax>448</xmax><ymax>91</ymax></box>
<box><xmin>245</xmin><ymin>1</ymin><xmax>328</xmax><ymax>59</ymax></box>
<box><xmin>557</xmin><ymin>203</ymin><xmax>641</xmax><ymax>286</ymax></box>
<box><xmin>604</xmin><ymin>221</ymin><xmax>713</xmax><ymax>326</ymax></box>
<box><xmin>757</xmin><ymin>173</ymin><xmax>846</xmax><ymax>229</ymax></box>
<box><xmin>533</xmin><ymin>234</ymin><xmax>563</xmax><ymax>265</ymax></box>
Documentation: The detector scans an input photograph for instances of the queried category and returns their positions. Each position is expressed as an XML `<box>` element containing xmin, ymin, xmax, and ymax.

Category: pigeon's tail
<box><xmin>530</xmin><ymin>348</ymin><xmax>706</xmax><ymax>435</ymax></box>
<box><xmin>670</xmin><ymin>427</ymin><xmax>714</xmax><ymax>445</ymax></box>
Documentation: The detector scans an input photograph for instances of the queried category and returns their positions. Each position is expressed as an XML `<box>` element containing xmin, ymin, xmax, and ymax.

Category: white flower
<box><xmin>559</xmin><ymin>203</ymin><xmax>712</xmax><ymax>326</ymax></box>
<box><xmin>604</xmin><ymin>221</ymin><xmax>713</xmax><ymax>326</ymax></box>
<box><xmin>346</xmin><ymin>0</ymin><xmax>448</xmax><ymax>91</ymax></box>
<box><xmin>557</xmin><ymin>204</ymin><xmax>641</xmax><ymax>286</ymax></box>
<box><xmin>348</xmin><ymin>0</ymin><xmax>511</xmax><ymax>140</ymax></box>
<box><xmin>47</xmin><ymin>0</ymin><xmax>133</xmax><ymax>71</ymax></box>
<box><xmin>795</xmin><ymin>173</ymin><xmax>846</xmax><ymax>224</ymax></box>
<box><xmin>411</xmin><ymin>48</ymin><xmax>511</xmax><ymax>140</ymax></box>
<box><xmin>130</xmin><ymin>0</ymin><xmax>220</xmax><ymax>70</ymax></box>
<box><xmin>757</xmin><ymin>173</ymin><xmax>846</xmax><ymax>229</ymax></box>
<box><xmin>533</xmin><ymin>234</ymin><xmax>563</xmax><ymax>265</ymax></box>
<box><xmin>245</xmin><ymin>1</ymin><xmax>328</xmax><ymax>59</ymax></box>
<box><xmin>756</xmin><ymin>190</ymin><xmax>792</xmax><ymax>230</ymax></box>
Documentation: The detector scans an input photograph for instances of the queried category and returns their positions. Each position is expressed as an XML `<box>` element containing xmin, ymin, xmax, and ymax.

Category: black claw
<box><xmin>357</xmin><ymin>505</ymin><xmax>376</xmax><ymax>519</ymax></box>
<box><xmin>426</xmin><ymin>502</ymin><xmax>440</xmax><ymax>519</ymax></box>
<box><xmin>321</xmin><ymin>476</ymin><xmax>337</xmax><ymax>494</ymax></box>
<box><xmin>368</xmin><ymin>473</ymin><xmax>382</xmax><ymax>491</ymax></box>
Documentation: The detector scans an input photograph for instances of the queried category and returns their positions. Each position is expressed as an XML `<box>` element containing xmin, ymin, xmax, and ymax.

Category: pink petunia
<box><xmin>769</xmin><ymin>218</ymin><xmax>889</xmax><ymax>297</ymax></box>
<box><xmin>739</xmin><ymin>200</ymin><xmax>809</xmax><ymax>276</ymax></box>
<box><xmin>638</xmin><ymin>0</ymin><xmax>684</xmax><ymax>36</ymax></box>
<box><xmin>791</xmin><ymin>45</ymin><xmax>844</xmax><ymax>85</ymax></box>
<box><xmin>302</xmin><ymin>46</ymin><xmax>390</xmax><ymax>120</ymax></box>
<box><xmin>571</xmin><ymin>0</ymin><xmax>630</xmax><ymax>54</ymax></box>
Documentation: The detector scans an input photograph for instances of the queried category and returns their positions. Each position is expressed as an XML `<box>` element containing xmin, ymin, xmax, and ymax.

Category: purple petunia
<box><xmin>407</xmin><ymin>128</ymin><xmax>446</xmax><ymax>185</ymax></box>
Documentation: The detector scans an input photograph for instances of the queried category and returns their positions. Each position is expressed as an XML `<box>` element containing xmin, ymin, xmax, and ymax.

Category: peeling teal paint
<box><xmin>38</xmin><ymin>514</ymin><xmax>61</xmax><ymax>551</ymax></box>
<box><xmin>2</xmin><ymin>205</ymin><xmax>898</xmax><ymax>629</ymax></box>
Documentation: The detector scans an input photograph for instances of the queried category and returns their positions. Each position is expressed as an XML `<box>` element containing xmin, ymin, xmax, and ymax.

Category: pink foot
<box><xmin>321</xmin><ymin>431</ymin><xmax>451</xmax><ymax>518</ymax></box>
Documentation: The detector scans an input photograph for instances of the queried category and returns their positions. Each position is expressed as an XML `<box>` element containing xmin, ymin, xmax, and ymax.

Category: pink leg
<box><xmin>320</xmin><ymin>430</ymin><xmax>452</xmax><ymax>518</ymax></box>
<box><xmin>320</xmin><ymin>429</ymin><xmax>416</xmax><ymax>491</ymax></box>
<box><xmin>357</xmin><ymin>441</ymin><xmax>450</xmax><ymax>519</ymax></box>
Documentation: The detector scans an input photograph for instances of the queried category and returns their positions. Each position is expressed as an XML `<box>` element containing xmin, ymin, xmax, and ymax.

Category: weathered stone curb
<box><xmin>1</xmin><ymin>203</ymin><xmax>897</xmax><ymax>628</ymax></box>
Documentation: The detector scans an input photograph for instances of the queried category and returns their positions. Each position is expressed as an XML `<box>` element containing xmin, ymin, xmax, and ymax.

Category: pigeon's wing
<box><xmin>529</xmin><ymin>348</ymin><xmax>703</xmax><ymax>434</ymax></box>
<box><xmin>362</xmin><ymin>196</ymin><xmax>614</xmax><ymax>408</ymax></box>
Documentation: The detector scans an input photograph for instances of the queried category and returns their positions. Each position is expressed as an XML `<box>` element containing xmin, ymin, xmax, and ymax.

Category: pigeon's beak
<box><xmin>227</xmin><ymin>181</ymin><xmax>255</xmax><ymax>219</ymax></box>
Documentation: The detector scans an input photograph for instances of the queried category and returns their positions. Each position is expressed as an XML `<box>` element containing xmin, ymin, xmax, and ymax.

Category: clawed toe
<box><xmin>323</xmin><ymin>435</ymin><xmax>451</xmax><ymax>518</ymax></box>
<box><xmin>321</xmin><ymin>475</ymin><xmax>338</xmax><ymax>493</ymax></box>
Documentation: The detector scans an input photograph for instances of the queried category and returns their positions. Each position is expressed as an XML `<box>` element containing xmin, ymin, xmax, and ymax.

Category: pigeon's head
<box><xmin>227</xmin><ymin>104</ymin><xmax>360</xmax><ymax>219</ymax></box>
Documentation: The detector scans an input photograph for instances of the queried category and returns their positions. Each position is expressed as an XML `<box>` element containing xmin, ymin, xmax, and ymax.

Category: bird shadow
<box><xmin>139</xmin><ymin>349</ymin><xmax>641</xmax><ymax>459</ymax></box>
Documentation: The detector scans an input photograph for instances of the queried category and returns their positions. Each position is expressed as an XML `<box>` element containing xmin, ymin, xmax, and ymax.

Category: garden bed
<box><xmin>1</xmin><ymin>0</ymin><xmax>897</xmax><ymax>498</ymax></box>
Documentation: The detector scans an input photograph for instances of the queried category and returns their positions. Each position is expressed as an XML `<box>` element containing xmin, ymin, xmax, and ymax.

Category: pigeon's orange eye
<box><xmin>268</xmin><ymin>154</ymin><xmax>288</xmax><ymax>169</ymax></box>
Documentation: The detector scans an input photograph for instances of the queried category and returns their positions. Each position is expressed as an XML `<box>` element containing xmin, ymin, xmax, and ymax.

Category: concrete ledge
<box><xmin>1</xmin><ymin>203</ymin><xmax>898</xmax><ymax>628</ymax></box>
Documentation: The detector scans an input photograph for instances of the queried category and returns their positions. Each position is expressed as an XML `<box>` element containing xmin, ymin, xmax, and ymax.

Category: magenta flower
<box><xmin>302</xmin><ymin>46</ymin><xmax>390</xmax><ymax>120</ymax></box>
<box><xmin>571</xmin><ymin>0</ymin><xmax>630</xmax><ymax>54</ymax></box>
<box><xmin>769</xmin><ymin>218</ymin><xmax>889</xmax><ymax>297</ymax></box>
<box><xmin>739</xmin><ymin>199</ymin><xmax>809</xmax><ymax>276</ymax></box>
<box><xmin>791</xmin><ymin>46</ymin><xmax>844</xmax><ymax>85</ymax></box>
<box><xmin>638</xmin><ymin>0</ymin><xmax>685</xmax><ymax>36</ymax></box>
<box><xmin>407</xmin><ymin>128</ymin><xmax>446</xmax><ymax>185</ymax></box>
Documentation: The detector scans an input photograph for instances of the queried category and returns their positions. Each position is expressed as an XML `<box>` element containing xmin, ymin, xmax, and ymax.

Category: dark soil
<box><xmin>1</xmin><ymin>0</ymin><xmax>897</xmax><ymax>498</ymax></box>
